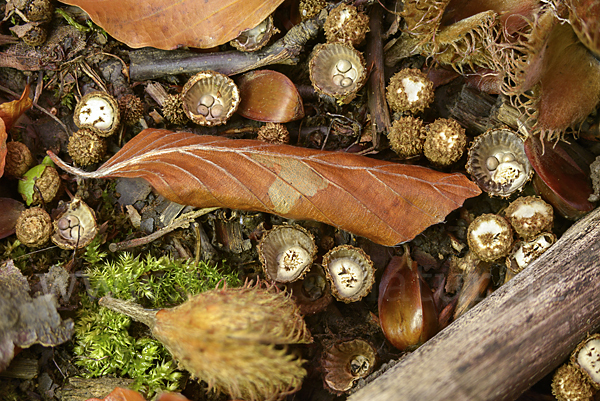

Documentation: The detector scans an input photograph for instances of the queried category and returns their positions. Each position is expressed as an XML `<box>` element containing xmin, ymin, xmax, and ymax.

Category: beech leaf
<box><xmin>48</xmin><ymin>129</ymin><xmax>481</xmax><ymax>246</ymax></box>
<box><xmin>0</xmin><ymin>85</ymin><xmax>32</xmax><ymax>177</ymax></box>
<box><xmin>57</xmin><ymin>0</ymin><xmax>285</xmax><ymax>50</ymax></box>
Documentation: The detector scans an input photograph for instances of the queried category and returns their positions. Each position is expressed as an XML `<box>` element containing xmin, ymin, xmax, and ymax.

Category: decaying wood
<box><xmin>350</xmin><ymin>206</ymin><xmax>600</xmax><ymax>401</ymax></box>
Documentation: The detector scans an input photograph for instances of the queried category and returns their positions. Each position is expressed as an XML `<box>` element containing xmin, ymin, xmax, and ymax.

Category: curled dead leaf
<box><xmin>48</xmin><ymin>129</ymin><xmax>481</xmax><ymax>246</ymax></box>
<box><xmin>57</xmin><ymin>0</ymin><xmax>285</xmax><ymax>50</ymax></box>
<box><xmin>0</xmin><ymin>85</ymin><xmax>32</xmax><ymax>177</ymax></box>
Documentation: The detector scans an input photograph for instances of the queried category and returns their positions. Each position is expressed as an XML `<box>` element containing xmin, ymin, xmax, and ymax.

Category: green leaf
<box><xmin>17</xmin><ymin>156</ymin><xmax>55</xmax><ymax>205</ymax></box>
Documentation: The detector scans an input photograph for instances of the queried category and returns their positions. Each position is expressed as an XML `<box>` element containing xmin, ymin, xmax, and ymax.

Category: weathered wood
<box><xmin>350</xmin><ymin>207</ymin><xmax>600</xmax><ymax>401</ymax></box>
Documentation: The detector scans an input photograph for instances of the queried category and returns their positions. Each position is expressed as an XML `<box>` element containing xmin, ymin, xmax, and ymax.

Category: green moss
<box><xmin>73</xmin><ymin>239</ymin><xmax>241</xmax><ymax>396</ymax></box>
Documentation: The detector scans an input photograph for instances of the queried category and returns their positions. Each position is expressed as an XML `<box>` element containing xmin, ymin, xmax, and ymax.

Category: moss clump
<box><xmin>73</xmin><ymin>240</ymin><xmax>241</xmax><ymax>396</ymax></box>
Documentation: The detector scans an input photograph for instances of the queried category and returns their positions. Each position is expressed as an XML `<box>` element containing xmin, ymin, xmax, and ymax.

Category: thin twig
<box><xmin>109</xmin><ymin>207</ymin><xmax>218</xmax><ymax>252</ymax></box>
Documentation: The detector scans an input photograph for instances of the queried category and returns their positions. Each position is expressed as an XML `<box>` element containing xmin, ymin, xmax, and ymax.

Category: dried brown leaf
<box><xmin>48</xmin><ymin>129</ymin><xmax>481</xmax><ymax>246</ymax></box>
<box><xmin>57</xmin><ymin>0</ymin><xmax>285</xmax><ymax>50</ymax></box>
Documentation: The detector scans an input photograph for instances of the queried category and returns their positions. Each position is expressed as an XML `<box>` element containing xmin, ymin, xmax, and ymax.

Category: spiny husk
<box><xmin>494</xmin><ymin>7</ymin><xmax>600</xmax><ymax>142</ymax></box>
<box><xmin>152</xmin><ymin>282</ymin><xmax>312</xmax><ymax>401</ymax></box>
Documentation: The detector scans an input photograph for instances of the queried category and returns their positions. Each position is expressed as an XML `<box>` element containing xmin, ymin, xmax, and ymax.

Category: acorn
<box><xmin>73</xmin><ymin>91</ymin><xmax>121</xmax><ymax>137</ymax></box>
<box><xmin>257</xmin><ymin>122</ymin><xmax>290</xmax><ymax>144</ymax></box>
<box><xmin>386</xmin><ymin>68</ymin><xmax>434</xmax><ymax>114</ymax></box>
<box><xmin>387</xmin><ymin>116</ymin><xmax>426</xmax><ymax>158</ymax></box>
<box><xmin>15</xmin><ymin>207</ymin><xmax>52</xmax><ymax>248</ymax></box>
<box><xmin>67</xmin><ymin>129</ymin><xmax>107</xmax><ymax>166</ymax></box>
<box><xmin>118</xmin><ymin>94</ymin><xmax>144</xmax><ymax>126</ymax></box>
<box><xmin>423</xmin><ymin>118</ymin><xmax>467</xmax><ymax>166</ymax></box>
<box><xmin>98</xmin><ymin>282</ymin><xmax>312</xmax><ymax>401</ymax></box>
<box><xmin>4</xmin><ymin>141</ymin><xmax>35</xmax><ymax>178</ymax></box>
<box><xmin>324</xmin><ymin>4</ymin><xmax>370</xmax><ymax>47</ymax></box>
<box><xmin>378</xmin><ymin>252</ymin><xmax>439</xmax><ymax>351</ymax></box>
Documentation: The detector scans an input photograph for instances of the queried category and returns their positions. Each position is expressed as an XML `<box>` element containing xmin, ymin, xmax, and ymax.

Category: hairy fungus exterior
<box><xmin>386</xmin><ymin>68</ymin><xmax>434</xmax><ymax>114</ymax></box>
<box><xmin>423</xmin><ymin>118</ymin><xmax>466</xmax><ymax>166</ymax></box>
<box><xmin>4</xmin><ymin>141</ymin><xmax>34</xmax><ymax>178</ymax></box>
<box><xmin>67</xmin><ymin>129</ymin><xmax>107</xmax><ymax>166</ymax></box>
<box><xmin>257</xmin><ymin>122</ymin><xmax>290</xmax><ymax>144</ymax></box>
<box><xmin>324</xmin><ymin>4</ymin><xmax>369</xmax><ymax>47</ymax></box>
<box><xmin>552</xmin><ymin>363</ymin><xmax>596</xmax><ymax>401</ymax></box>
<box><xmin>387</xmin><ymin>116</ymin><xmax>426</xmax><ymax>158</ymax></box>
<box><xmin>15</xmin><ymin>207</ymin><xmax>52</xmax><ymax>248</ymax></box>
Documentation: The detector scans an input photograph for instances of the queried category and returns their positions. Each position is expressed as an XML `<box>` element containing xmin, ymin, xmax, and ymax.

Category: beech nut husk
<box><xmin>378</xmin><ymin>253</ymin><xmax>439</xmax><ymax>351</ymax></box>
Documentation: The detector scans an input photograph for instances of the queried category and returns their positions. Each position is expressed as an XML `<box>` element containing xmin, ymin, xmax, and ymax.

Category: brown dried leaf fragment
<box><xmin>48</xmin><ymin>129</ymin><xmax>481</xmax><ymax>246</ymax></box>
<box><xmin>56</xmin><ymin>0</ymin><xmax>285</xmax><ymax>50</ymax></box>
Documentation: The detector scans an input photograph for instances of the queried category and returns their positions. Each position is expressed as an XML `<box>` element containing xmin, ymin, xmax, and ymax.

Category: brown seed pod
<box><xmin>466</xmin><ymin>128</ymin><xmax>533</xmax><ymax>198</ymax></box>
<box><xmin>258</xmin><ymin>225</ymin><xmax>317</xmax><ymax>283</ymax></box>
<box><xmin>99</xmin><ymin>282</ymin><xmax>312</xmax><ymax>401</ymax></box>
<box><xmin>51</xmin><ymin>197</ymin><xmax>98</xmax><ymax>250</ymax></box>
<box><xmin>73</xmin><ymin>91</ymin><xmax>121</xmax><ymax>137</ymax></box>
<box><xmin>386</xmin><ymin>68</ymin><xmax>434</xmax><ymax>114</ymax></box>
<box><xmin>67</xmin><ymin>129</ymin><xmax>107</xmax><ymax>166</ymax></box>
<box><xmin>181</xmin><ymin>71</ymin><xmax>240</xmax><ymax>127</ymax></box>
<box><xmin>378</xmin><ymin>252</ymin><xmax>439</xmax><ymax>351</ymax></box>
<box><xmin>324</xmin><ymin>4</ymin><xmax>370</xmax><ymax>47</ymax></box>
<box><xmin>322</xmin><ymin>339</ymin><xmax>377</xmax><ymax>394</ymax></box>
<box><xmin>230</xmin><ymin>15</ymin><xmax>277</xmax><ymax>52</ymax></box>
<box><xmin>322</xmin><ymin>245</ymin><xmax>374</xmax><ymax>303</ymax></box>
<box><xmin>15</xmin><ymin>207</ymin><xmax>52</xmax><ymax>248</ymax></box>
<box><xmin>309</xmin><ymin>43</ymin><xmax>367</xmax><ymax>104</ymax></box>
<box><xmin>423</xmin><ymin>118</ymin><xmax>467</xmax><ymax>166</ymax></box>
<box><xmin>387</xmin><ymin>116</ymin><xmax>426</xmax><ymax>158</ymax></box>
<box><xmin>467</xmin><ymin>214</ymin><xmax>513</xmax><ymax>262</ymax></box>
<box><xmin>4</xmin><ymin>141</ymin><xmax>35</xmax><ymax>178</ymax></box>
